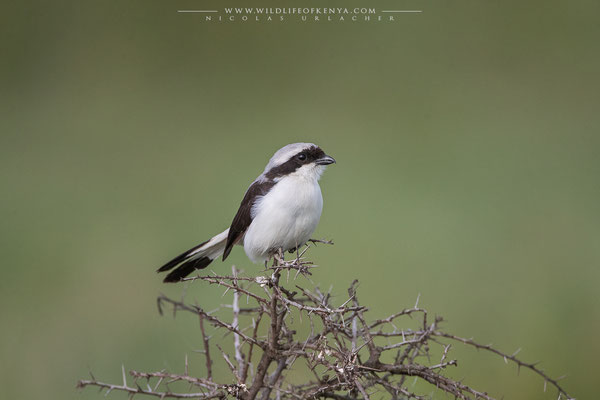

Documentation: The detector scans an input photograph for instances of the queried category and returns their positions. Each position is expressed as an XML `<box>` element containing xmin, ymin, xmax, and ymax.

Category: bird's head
<box><xmin>263</xmin><ymin>143</ymin><xmax>336</xmax><ymax>182</ymax></box>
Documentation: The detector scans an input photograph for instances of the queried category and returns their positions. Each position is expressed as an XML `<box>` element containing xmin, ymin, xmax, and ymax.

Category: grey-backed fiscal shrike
<box><xmin>157</xmin><ymin>143</ymin><xmax>336</xmax><ymax>282</ymax></box>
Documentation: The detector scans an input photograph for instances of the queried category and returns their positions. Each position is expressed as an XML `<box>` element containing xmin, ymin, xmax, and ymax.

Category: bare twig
<box><xmin>78</xmin><ymin>243</ymin><xmax>573</xmax><ymax>400</ymax></box>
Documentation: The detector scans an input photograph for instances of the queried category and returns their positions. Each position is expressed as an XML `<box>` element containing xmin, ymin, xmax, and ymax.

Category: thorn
<box><xmin>122</xmin><ymin>365</ymin><xmax>127</xmax><ymax>387</ymax></box>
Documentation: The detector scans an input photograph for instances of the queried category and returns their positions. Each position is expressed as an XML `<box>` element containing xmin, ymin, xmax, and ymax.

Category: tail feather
<box><xmin>163</xmin><ymin>256</ymin><xmax>212</xmax><ymax>283</ymax></box>
<box><xmin>158</xmin><ymin>229</ymin><xmax>229</xmax><ymax>283</ymax></box>
<box><xmin>157</xmin><ymin>239</ymin><xmax>209</xmax><ymax>273</ymax></box>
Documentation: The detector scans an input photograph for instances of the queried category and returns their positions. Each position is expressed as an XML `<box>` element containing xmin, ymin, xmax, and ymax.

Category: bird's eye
<box><xmin>297</xmin><ymin>153</ymin><xmax>307</xmax><ymax>161</ymax></box>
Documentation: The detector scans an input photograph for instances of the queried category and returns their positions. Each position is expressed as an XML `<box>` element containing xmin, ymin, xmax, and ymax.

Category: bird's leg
<box><xmin>288</xmin><ymin>242</ymin><xmax>303</xmax><ymax>254</ymax></box>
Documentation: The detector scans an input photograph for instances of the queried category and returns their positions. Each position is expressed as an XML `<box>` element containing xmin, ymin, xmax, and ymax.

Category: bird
<box><xmin>157</xmin><ymin>143</ymin><xmax>336</xmax><ymax>283</ymax></box>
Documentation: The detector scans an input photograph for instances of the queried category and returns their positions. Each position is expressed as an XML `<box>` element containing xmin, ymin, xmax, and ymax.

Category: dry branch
<box><xmin>78</xmin><ymin>243</ymin><xmax>574</xmax><ymax>400</ymax></box>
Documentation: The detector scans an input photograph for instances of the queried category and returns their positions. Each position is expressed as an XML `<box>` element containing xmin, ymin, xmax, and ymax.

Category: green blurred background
<box><xmin>1</xmin><ymin>0</ymin><xmax>598</xmax><ymax>399</ymax></box>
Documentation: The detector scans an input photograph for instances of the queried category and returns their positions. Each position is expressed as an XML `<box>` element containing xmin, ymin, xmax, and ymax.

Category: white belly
<box><xmin>243</xmin><ymin>175</ymin><xmax>323</xmax><ymax>263</ymax></box>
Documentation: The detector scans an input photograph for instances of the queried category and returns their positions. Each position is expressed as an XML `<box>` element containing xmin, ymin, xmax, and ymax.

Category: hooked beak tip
<box><xmin>316</xmin><ymin>155</ymin><xmax>336</xmax><ymax>165</ymax></box>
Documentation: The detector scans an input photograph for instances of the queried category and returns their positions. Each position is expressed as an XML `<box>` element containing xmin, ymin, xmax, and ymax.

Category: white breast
<box><xmin>243</xmin><ymin>169</ymin><xmax>324</xmax><ymax>263</ymax></box>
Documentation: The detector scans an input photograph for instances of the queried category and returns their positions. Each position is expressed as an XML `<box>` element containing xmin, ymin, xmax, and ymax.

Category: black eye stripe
<box><xmin>264</xmin><ymin>146</ymin><xmax>326</xmax><ymax>180</ymax></box>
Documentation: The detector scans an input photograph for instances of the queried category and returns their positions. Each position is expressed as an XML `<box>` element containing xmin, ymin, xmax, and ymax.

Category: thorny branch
<box><xmin>77</xmin><ymin>242</ymin><xmax>574</xmax><ymax>400</ymax></box>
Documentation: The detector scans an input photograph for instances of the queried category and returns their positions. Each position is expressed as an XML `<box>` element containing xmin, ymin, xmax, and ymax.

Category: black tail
<box><xmin>162</xmin><ymin>256</ymin><xmax>213</xmax><ymax>283</ymax></box>
<box><xmin>157</xmin><ymin>229</ymin><xmax>230</xmax><ymax>283</ymax></box>
<box><xmin>158</xmin><ymin>240</ymin><xmax>214</xmax><ymax>283</ymax></box>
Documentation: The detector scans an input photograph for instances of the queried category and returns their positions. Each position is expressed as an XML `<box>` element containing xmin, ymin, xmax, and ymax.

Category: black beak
<box><xmin>316</xmin><ymin>155</ymin><xmax>336</xmax><ymax>165</ymax></box>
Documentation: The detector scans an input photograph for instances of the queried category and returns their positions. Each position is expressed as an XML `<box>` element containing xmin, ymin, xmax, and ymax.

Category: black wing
<box><xmin>223</xmin><ymin>180</ymin><xmax>274</xmax><ymax>260</ymax></box>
